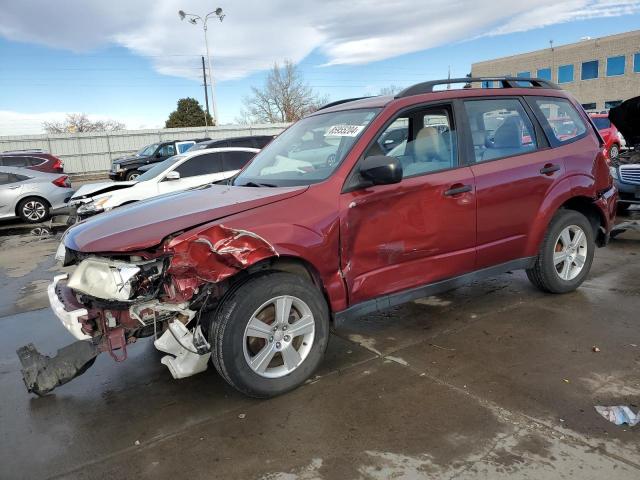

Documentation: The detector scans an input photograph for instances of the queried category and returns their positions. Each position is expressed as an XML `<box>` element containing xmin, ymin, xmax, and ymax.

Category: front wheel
<box><xmin>526</xmin><ymin>210</ymin><xmax>595</xmax><ymax>293</ymax></box>
<box><xmin>17</xmin><ymin>197</ymin><xmax>50</xmax><ymax>223</ymax></box>
<box><xmin>609</xmin><ymin>144</ymin><xmax>620</xmax><ymax>160</ymax></box>
<box><xmin>209</xmin><ymin>272</ymin><xmax>330</xmax><ymax>398</ymax></box>
<box><xmin>125</xmin><ymin>170</ymin><xmax>141</xmax><ymax>181</ymax></box>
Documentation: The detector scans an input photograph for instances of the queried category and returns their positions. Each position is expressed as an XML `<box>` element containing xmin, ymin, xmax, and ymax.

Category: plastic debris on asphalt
<box><xmin>594</xmin><ymin>406</ymin><xmax>640</xmax><ymax>426</ymax></box>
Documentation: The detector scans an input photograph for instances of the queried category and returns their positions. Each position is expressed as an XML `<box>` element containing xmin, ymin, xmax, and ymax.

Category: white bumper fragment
<box><xmin>154</xmin><ymin>320</ymin><xmax>210</xmax><ymax>379</ymax></box>
<box><xmin>48</xmin><ymin>274</ymin><xmax>91</xmax><ymax>341</ymax></box>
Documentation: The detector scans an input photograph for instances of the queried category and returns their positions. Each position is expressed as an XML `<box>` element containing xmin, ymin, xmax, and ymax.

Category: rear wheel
<box><xmin>17</xmin><ymin>197</ymin><xmax>50</xmax><ymax>223</ymax></box>
<box><xmin>609</xmin><ymin>144</ymin><xmax>620</xmax><ymax>160</ymax></box>
<box><xmin>526</xmin><ymin>210</ymin><xmax>594</xmax><ymax>293</ymax></box>
<box><xmin>209</xmin><ymin>272</ymin><xmax>330</xmax><ymax>398</ymax></box>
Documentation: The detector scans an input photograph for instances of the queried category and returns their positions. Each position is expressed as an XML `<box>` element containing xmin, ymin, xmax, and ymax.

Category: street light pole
<box><xmin>178</xmin><ymin>8</ymin><xmax>225</xmax><ymax>126</ymax></box>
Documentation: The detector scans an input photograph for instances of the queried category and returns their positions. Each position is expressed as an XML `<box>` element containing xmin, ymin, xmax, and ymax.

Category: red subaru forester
<box><xmin>19</xmin><ymin>77</ymin><xmax>617</xmax><ymax>398</ymax></box>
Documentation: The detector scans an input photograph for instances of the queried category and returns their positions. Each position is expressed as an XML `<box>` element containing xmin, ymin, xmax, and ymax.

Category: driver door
<box><xmin>157</xmin><ymin>152</ymin><xmax>225</xmax><ymax>195</ymax></box>
<box><xmin>340</xmin><ymin>104</ymin><xmax>477</xmax><ymax>305</ymax></box>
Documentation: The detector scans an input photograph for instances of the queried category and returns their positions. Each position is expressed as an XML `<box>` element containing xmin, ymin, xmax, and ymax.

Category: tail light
<box><xmin>52</xmin><ymin>176</ymin><xmax>70</xmax><ymax>188</ymax></box>
<box><xmin>51</xmin><ymin>157</ymin><xmax>63</xmax><ymax>172</ymax></box>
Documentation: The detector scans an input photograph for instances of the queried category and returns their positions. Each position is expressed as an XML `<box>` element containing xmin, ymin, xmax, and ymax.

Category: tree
<box><xmin>239</xmin><ymin>60</ymin><xmax>327</xmax><ymax>123</ymax></box>
<box><xmin>165</xmin><ymin>98</ymin><xmax>213</xmax><ymax>128</ymax></box>
<box><xmin>43</xmin><ymin>113</ymin><xmax>125</xmax><ymax>133</ymax></box>
<box><xmin>378</xmin><ymin>85</ymin><xmax>403</xmax><ymax>96</ymax></box>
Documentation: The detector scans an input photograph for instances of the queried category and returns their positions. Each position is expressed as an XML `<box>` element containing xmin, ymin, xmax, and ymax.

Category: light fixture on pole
<box><xmin>178</xmin><ymin>8</ymin><xmax>225</xmax><ymax>125</ymax></box>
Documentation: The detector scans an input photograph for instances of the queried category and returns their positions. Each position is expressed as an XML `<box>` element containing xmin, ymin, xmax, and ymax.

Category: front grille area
<box><xmin>620</xmin><ymin>165</ymin><xmax>640</xmax><ymax>185</ymax></box>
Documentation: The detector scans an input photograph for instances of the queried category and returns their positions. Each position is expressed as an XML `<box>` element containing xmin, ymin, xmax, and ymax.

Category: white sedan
<box><xmin>71</xmin><ymin>147</ymin><xmax>258</xmax><ymax>218</ymax></box>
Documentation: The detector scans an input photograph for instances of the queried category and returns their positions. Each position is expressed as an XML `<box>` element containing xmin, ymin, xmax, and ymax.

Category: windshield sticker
<box><xmin>325</xmin><ymin>125</ymin><xmax>365</xmax><ymax>137</ymax></box>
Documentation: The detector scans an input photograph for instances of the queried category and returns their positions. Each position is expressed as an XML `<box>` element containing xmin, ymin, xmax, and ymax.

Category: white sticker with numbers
<box><xmin>324</xmin><ymin>124</ymin><xmax>365</xmax><ymax>137</ymax></box>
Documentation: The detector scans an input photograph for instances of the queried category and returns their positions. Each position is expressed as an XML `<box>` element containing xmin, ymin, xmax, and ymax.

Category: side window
<box><xmin>223</xmin><ymin>151</ymin><xmax>255</xmax><ymax>171</ymax></box>
<box><xmin>159</xmin><ymin>144</ymin><xmax>176</xmax><ymax>157</ymax></box>
<box><xmin>0</xmin><ymin>173</ymin><xmax>28</xmax><ymax>184</ymax></box>
<box><xmin>174</xmin><ymin>153</ymin><xmax>223</xmax><ymax>178</ymax></box>
<box><xmin>532</xmin><ymin>98</ymin><xmax>587</xmax><ymax>144</ymax></box>
<box><xmin>1</xmin><ymin>156</ymin><xmax>29</xmax><ymax>167</ymax></box>
<box><xmin>365</xmin><ymin>106</ymin><xmax>456</xmax><ymax>178</ymax></box>
<box><xmin>28</xmin><ymin>157</ymin><xmax>46</xmax><ymax>166</ymax></box>
<box><xmin>463</xmin><ymin>99</ymin><xmax>537</xmax><ymax>163</ymax></box>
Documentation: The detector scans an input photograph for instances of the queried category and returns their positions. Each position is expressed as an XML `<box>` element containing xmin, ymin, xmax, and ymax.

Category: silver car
<box><xmin>0</xmin><ymin>166</ymin><xmax>74</xmax><ymax>223</ymax></box>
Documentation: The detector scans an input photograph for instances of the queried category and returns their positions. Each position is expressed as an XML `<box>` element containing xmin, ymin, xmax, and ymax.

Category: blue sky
<box><xmin>1</xmin><ymin>1</ymin><xmax>639</xmax><ymax>134</ymax></box>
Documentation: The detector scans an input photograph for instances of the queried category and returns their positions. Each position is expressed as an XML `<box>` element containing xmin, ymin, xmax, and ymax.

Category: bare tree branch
<box><xmin>42</xmin><ymin>113</ymin><xmax>125</xmax><ymax>133</ymax></box>
<box><xmin>239</xmin><ymin>60</ymin><xmax>328</xmax><ymax>123</ymax></box>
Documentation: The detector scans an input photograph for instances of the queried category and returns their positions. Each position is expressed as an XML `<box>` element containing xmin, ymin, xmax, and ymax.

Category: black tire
<box><xmin>125</xmin><ymin>170</ymin><xmax>141</xmax><ymax>181</ymax></box>
<box><xmin>209</xmin><ymin>272</ymin><xmax>330</xmax><ymax>398</ymax></box>
<box><xmin>526</xmin><ymin>210</ymin><xmax>595</xmax><ymax>293</ymax></box>
<box><xmin>17</xmin><ymin>197</ymin><xmax>50</xmax><ymax>223</ymax></box>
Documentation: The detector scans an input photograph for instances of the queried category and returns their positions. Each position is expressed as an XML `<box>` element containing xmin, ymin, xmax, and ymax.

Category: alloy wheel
<box><xmin>243</xmin><ymin>295</ymin><xmax>315</xmax><ymax>379</ymax></box>
<box><xmin>23</xmin><ymin>201</ymin><xmax>47</xmax><ymax>221</ymax></box>
<box><xmin>553</xmin><ymin>225</ymin><xmax>588</xmax><ymax>281</ymax></box>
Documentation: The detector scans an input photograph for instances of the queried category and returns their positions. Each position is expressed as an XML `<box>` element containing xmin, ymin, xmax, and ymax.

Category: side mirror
<box><xmin>164</xmin><ymin>171</ymin><xmax>180</xmax><ymax>181</ymax></box>
<box><xmin>359</xmin><ymin>155</ymin><xmax>403</xmax><ymax>186</ymax></box>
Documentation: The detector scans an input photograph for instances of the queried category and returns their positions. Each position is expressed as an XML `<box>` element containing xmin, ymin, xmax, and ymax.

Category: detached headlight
<box><xmin>77</xmin><ymin>196</ymin><xmax>111</xmax><ymax>215</ymax></box>
<box><xmin>609</xmin><ymin>166</ymin><xmax>619</xmax><ymax>180</ymax></box>
<box><xmin>67</xmin><ymin>258</ymin><xmax>163</xmax><ymax>301</ymax></box>
<box><xmin>112</xmin><ymin>163</ymin><xmax>123</xmax><ymax>172</ymax></box>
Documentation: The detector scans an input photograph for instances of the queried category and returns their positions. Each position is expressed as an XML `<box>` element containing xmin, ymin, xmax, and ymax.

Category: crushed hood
<box><xmin>64</xmin><ymin>184</ymin><xmax>307</xmax><ymax>253</ymax></box>
<box><xmin>71</xmin><ymin>180</ymin><xmax>137</xmax><ymax>200</ymax></box>
<box><xmin>609</xmin><ymin>96</ymin><xmax>640</xmax><ymax>146</ymax></box>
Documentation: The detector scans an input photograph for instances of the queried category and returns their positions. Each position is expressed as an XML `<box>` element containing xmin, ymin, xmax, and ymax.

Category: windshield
<box><xmin>137</xmin><ymin>143</ymin><xmax>159</xmax><ymax>157</ymax></box>
<box><xmin>591</xmin><ymin>117</ymin><xmax>611</xmax><ymax>130</ymax></box>
<box><xmin>233</xmin><ymin>108</ymin><xmax>379</xmax><ymax>187</ymax></box>
<box><xmin>136</xmin><ymin>156</ymin><xmax>183</xmax><ymax>182</ymax></box>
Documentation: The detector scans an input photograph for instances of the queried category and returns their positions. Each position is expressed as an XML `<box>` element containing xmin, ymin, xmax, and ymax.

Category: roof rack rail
<box><xmin>2</xmin><ymin>148</ymin><xmax>48</xmax><ymax>154</ymax></box>
<box><xmin>395</xmin><ymin>77</ymin><xmax>560</xmax><ymax>99</ymax></box>
<box><xmin>317</xmin><ymin>97</ymin><xmax>372</xmax><ymax>111</ymax></box>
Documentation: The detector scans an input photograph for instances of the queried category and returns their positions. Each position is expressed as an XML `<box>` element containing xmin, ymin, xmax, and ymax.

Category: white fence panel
<box><xmin>0</xmin><ymin>124</ymin><xmax>289</xmax><ymax>174</ymax></box>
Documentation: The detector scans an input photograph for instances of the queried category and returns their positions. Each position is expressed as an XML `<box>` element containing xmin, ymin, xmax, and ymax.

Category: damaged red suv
<box><xmin>18</xmin><ymin>77</ymin><xmax>617</xmax><ymax>398</ymax></box>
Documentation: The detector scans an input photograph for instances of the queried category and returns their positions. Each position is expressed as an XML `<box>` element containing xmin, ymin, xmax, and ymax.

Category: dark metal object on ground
<box><xmin>16</xmin><ymin>341</ymin><xmax>99</xmax><ymax>396</ymax></box>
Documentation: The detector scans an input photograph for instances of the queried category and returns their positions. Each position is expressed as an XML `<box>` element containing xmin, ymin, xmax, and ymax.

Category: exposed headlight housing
<box><xmin>67</xmin><ymin>258</ymin><xmax>164</xmax><ymax>301</ymax></box>
<box><xmin>77</xmin><ymin>196</ymin><xmax>111</xmax><ymax>215</ymax></box>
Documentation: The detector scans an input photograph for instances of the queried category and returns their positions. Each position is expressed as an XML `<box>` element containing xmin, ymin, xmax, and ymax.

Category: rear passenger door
<box><xmin>222</xmin><ymin>150</ymin><xmax>256</xmax><ymax>176</ymax></box>
<box><xmin>461</xmin><ymin>97</ymin><xmax>561</xmax><ymax>268</ymax></box>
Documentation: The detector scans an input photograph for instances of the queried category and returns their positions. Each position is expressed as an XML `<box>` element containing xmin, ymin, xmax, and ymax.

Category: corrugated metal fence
<box><xmin>0</xmin><ymin>124</ymin><xmax>289</xmax><ymax>174</ymax></box>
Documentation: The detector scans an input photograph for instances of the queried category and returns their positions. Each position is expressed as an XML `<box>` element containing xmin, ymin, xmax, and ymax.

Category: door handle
<box><xmin>540</xmin><ymin>164</ymin><xmax>560</xmax><ymax>175</ymax></box>
<box><xmin>444</xmin><ymin>184</ymin><xmax>472</xmax><ymax>196</ymax></box>
<box><xmin>8</xmin><ymin>185</ymin><xmax>20</xmax><ymax>190</ymax></box>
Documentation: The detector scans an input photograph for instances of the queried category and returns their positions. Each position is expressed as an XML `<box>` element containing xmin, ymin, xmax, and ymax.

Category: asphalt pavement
<box><xmin>1</xmin><ymin>210</ymin><xmax>639</xmax><ymax>479</ymax></box>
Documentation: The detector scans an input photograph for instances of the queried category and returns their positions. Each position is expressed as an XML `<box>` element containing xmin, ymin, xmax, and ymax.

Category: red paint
<box><xmin>589</xmin><ymin>113</ymin><xmax>621</xmax><ymax>157</ymax></box>
<box><xmin>64</xmin><ymin>87</ymin><xmax>617</xmax><ymax>316</ymax></box>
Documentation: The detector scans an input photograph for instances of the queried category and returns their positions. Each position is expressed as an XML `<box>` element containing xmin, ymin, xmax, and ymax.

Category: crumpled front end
<box><xmin>17</xmin><ymin>224</ymin><xmax>278</xmax><ymax>396</ymax></box>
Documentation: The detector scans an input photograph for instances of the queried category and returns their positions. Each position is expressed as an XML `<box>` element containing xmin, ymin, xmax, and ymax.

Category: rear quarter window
<box><xmin>530</xmin><ymin>97</ymin><xmax>588</xmax><ymax>146</ymax></box>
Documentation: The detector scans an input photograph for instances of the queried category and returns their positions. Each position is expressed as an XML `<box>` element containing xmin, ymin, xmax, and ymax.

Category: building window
<box><xmin>481</xmin><ymin>80</ymin><xmax>494</xmax><ymax>88</ymax></box>
<box><xmin>537</xmin><ymin>68</ymin><xmax>552</xmax><ymax>80</ymax></box>
<box><xmin>581</xmin><ymin>60</ymin><xmax>599</xmax><ymax>80</ymax></box>
<box><xmin>517</xmin><ymin>71</ymin><xmax>531</xmax><ymax>78</ymax></box>
<box><xmin>605</xmin><ymin>100</ymin><xmax>623</xmax><ymax>109</ymax></box>
<box><xmin>634</xmin><ymin>53</ymin><xmax>640</xmax><ymax>73</ymax></box>
<box><xmin>606</xmin><ymin>55</ymin><xmax>625</xmax><ymax>76</ymax></box>
<box><xmin>558</xmin><ymin>64</ymin><xmax>574</xmax><ymax>83</ymax></box>
<box><xmin>581</xmin><ymin>102</ymin><xmax>597</xmax><ymax>111</ymax></box>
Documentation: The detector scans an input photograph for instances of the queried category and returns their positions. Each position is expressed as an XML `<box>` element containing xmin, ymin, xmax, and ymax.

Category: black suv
<box><xmin>187</xmin><ymin>135</ymin><xmax>275</xmax><ymax>152</ymax></box>
<box><xmin>109</xmin><ymin>139</ymin><xmax>209</xmax><ymax>181</ymax></box>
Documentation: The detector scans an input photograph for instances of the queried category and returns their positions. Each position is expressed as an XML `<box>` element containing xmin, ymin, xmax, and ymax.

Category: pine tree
<box><xmin>165</xmin><ymin>98</ymin><xmax>214</xmax><ymax>128</ymax></box>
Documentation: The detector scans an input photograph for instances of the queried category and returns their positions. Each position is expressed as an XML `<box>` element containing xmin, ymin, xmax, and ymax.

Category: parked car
<box><xmin>72</xmin><ymin>148</ymin><xmax>258</xmax><ymax>219</ymax></box>
<box><xmin>0</xmin><ymin>150</ymin><xmax>64</xmax><ymax>174</ymax></box>
<box><xmin>187</xmin><ymin>135</ymin><xmax>275</xmax><ymax>152</ymax></box>
<box><xmin>0</xmin><ymin>166</ymin><xmax>73</xmax><ymax>223</ymax></box>
<box><xmin>109</xmin><ymin>139</ymin><xmax>206</xmax><ymax>181</ymax></box>
<box><xmin>18</xmin><ymin>77</ymin><xmax>617</xmax><ymax>398</ymax></box>
<box><xmin>589</xmin><ymin>113</ymin><xmax>623</xmax><ymax>159</ymax></box>
<box><xmin>608</xmin><ymin>96</ymin><xmax>640</xmax><ymax>213</ymax></box>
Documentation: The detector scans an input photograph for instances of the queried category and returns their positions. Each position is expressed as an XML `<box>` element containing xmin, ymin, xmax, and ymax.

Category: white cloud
<box><xmin>0</xmin><ymin>0</ymin><xmax>638</xmax><ymax>85</ymax></box>
<box><xmin>0</xmin><ymin>111</ymin><xmax>161</xmax><ymax>136</ymax></box>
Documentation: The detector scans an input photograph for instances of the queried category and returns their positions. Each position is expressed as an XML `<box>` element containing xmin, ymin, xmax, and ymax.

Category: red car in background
<box><xmin>589</xmin><ymin>114</ymin><xmax>622</xmax><ymax>159</ymax></box>
<box><xmin>0</xmin><ymin>150</ymin><xmax>64</xmax><ymax>174</ymax></box>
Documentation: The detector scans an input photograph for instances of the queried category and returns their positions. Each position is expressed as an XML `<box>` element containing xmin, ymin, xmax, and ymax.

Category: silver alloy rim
<box><xmin>23</xmin><ymin>201</ymin><xmax>46</xmax><ymax>221</ymax></box>
<box><xmin>553</xmin><ymin>225</ymin><xmax>588</xmax><ymax>281</ymax></box>
<box><xmin>610</xmin><ymin>145</ymin><xmax>619</xmax><ymax>159</ymax></box>
<box><xmin>128</xmin><ymin>173</ymin><xmax>140</xmax><ymax>180</ymax></box>
<box><xmin>243</xmin><ymin>295</ymin><xmax>315</xmax><ymax>379</ymax></box>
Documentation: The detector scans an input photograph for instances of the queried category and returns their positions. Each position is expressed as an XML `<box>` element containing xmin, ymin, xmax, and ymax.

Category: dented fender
<box><xmin>165</xmin><ymin>224</ymin><xmax>279</xmax><ymax>283</ymax></box>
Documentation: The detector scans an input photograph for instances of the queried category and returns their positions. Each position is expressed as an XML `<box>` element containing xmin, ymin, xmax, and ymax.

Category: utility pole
<box><xmin>201</xmin><ymin>56</ymin><xmax>211</xmax><ymax>122</ymax></box>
